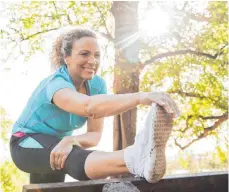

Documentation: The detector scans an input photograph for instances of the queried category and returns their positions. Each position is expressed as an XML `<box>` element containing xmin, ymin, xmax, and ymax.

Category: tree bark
<box><xmin>111</xmin><ymin>2</ymin><xmax>140</xmax><ymax>152</ymax></box>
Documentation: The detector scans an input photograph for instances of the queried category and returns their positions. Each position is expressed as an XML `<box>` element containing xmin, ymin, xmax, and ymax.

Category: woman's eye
<box><xmin>95</xmin><ymin>54</ymin><xmax>100</xmax><ymax>58</ymax></box>
<box><xmin>81</xmin><ymin>53</ymin><xmax>89</xmax><ymax>56</ymax></box>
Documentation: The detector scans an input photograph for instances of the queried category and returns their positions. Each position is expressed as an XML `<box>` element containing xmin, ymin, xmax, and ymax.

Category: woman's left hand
<box><xmin>50</xmin><ymin>136</ymin><xmax>73</xmax><ymax>170</ymax></box>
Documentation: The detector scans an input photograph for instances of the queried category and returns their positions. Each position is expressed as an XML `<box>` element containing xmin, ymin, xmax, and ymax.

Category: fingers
<box><xmin>61</xmin><ymin>155</ymin><xmax>68</xmax><ymax>169</ymax></box>
<box><xmin>57</xmin><ymin>153</ymin><xmax>68</xmax><ymax>170</ymax></box>
<box><xmin>55</xmin><ymin>153</ymin><xmax>61</xmax><ymax>170</ymax></box>
<box><xmin>50</xmin><ymin>150</ymin><xmax>60</xmax><ymax>170</ymax></box>
<box><xmin>50</xmin><ymin>151</ymin><xmax>55</xmax><ymax>170</ymax></box>
<box><xmin>50</xmin><ymin>150</ymin><xmax>66</xmax><ymax>170</ymax></box>
<box><xmin>155</xmin><ymin>94</ymin><xmax>172</xmax><ymax>114</ymax></box>
<box><xmin>151</xmin><ymin>94</ymin><xmax>166</xmax><ymax>107</ymax></box>
<box><xmin>50</xmin><ymin>143</ymin><xmax>72</xmax><ymax>171</ymax></box>
<box><xmin>164</xmin><ymin>94</ymin><xmax>180</xmax><ymax>117</ymax></box>
<box><xmin>50</xmin><ymin>145</ymin><xmax>62</xmax><ymax>170</ymax></box>
<box><xmin>160</xmin><ymin>100</ymin><xmax>174</xmax><ymax>115</ymax></box>
<box><xmin>152</xmin><ymin>92</ymin><xmax>180</xmax><ymax>118</ymax></box>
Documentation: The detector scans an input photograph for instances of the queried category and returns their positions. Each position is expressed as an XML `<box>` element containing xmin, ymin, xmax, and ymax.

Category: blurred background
<box><xmin>0</xmin><ymin>1</ymin><xmax>228</xmax><ymax>191</ymax></box>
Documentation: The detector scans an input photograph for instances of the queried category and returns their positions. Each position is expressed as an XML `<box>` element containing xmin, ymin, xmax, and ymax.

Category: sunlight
<box><xmin>139</xmin><ymin>8</ymin><xmax>170</xmax><ymax>37</ymax></box>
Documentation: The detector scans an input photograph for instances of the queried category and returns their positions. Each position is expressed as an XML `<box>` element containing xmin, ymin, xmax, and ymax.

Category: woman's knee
<box><xmin>64</xmin><ymin>148</ymin><xmax>94</xmax><ymax>181</ymax></box>
<box><xmin>30</xmin><ymin>173</ymin><xmax>65</xmax><ymax>184</ymax></box>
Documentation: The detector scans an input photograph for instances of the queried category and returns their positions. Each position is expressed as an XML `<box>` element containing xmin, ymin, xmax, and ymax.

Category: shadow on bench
<box><xmin>23</xmin><ymin>171</ymin><xmax>228</xmax><ymax>192</ymax></box>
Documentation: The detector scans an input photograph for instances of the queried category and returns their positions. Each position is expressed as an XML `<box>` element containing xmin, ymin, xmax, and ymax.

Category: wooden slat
<box><xmin>23</xmin><ymin>171</ymin><xmax>228</xmax><ymax>192</ymax></box>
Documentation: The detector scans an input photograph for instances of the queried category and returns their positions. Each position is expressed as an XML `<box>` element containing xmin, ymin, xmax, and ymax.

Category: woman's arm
<box><xmin>53</xmin><ymin>88</ymin><xmax>139</xmax><ymax>119</ymax></box>
<box><xmin>67</xmin><ymin>117</ymin><xmax>104</xmax><ymax>148</ymax></box>
<box><xmin>67</xmin><ymin>132</ymin><xmax>100</xmax><ymax>149</ymax></box>
<box><xmin>53</xmin><ymin>89</ymin><xmax>180</xmax><ymax>119</ymax></box>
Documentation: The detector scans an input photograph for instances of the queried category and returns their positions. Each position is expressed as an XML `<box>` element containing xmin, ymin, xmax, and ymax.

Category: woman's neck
<box><xmin>67</xmin><ymin>70</ymin><xmax>85</xmax><ymax>91</ymax></box>
<box><xmin>72</xmin><ymin>77</ymin><xmax>85</xmax><ymax>91</ymax></box>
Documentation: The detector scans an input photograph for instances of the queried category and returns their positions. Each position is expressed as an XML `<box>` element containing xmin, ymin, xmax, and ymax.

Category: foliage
<box><xmin>0</xmin><ymin>107</ymin><xmax>13</xmax><ymax>143</ymax></box>
<box><xmin>0</xmin><ymin>107</ymin><xmax>28</xmax><ymax>192</ymax></box>
<box><xmin>0</xmin><ymin>160</ymin><xmax>28</xmax><ymax>192</ymax></box>
<box><xmin>0</xmin><ymin>2</ymin><xmax>228</xmax><ymax>190</ymax></box>
<box><xmin>166</xmin><ymin>149</ymin><xmax>228</xmax><ymax>175</ymax></box>
<box><xmin>139</xmin><ymin>1</ymin><xmax>228</xmax><ymax>149</ymax></box>
<box><xmin>0</xmin><ymin>0</ymin><xmax>228</xmax><ymax>150</ymax></box>
<box><xmin>0</xmin><ymin>1</ymin><xmax>112</xmax><ymax>64</ymax></box>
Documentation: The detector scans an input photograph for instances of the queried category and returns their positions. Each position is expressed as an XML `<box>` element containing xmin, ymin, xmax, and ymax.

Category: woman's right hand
<box><xmin>139</xmin><ymin>92</ymin><xmax>180</xmax><ymax>118</ymax></box>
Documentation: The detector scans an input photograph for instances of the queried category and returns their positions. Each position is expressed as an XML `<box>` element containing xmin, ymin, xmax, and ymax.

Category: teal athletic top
<box><xmin>12</xmin><ymin>64</ymin><xmax>107</xmax><ymax>140</ymax></box>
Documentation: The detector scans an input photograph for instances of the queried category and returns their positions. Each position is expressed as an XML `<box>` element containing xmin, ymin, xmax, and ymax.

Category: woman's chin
<box><xmin>82</xmin><ymin>73</ymin><xmax>95</xmax><ymax>80</ymax></box>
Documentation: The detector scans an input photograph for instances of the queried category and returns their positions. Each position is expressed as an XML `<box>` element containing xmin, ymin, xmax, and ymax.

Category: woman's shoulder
<box><xmin>89</xmin><ymin>75</ymin><xmax>106</xmax><ymax>85</ymax></box>
<box><xmin>88</xmin><ymin>75</ymin><xmax>107</xmax><ymax>95</ymax></box>
<box><xmin>44</xmin><ymin>65</ymin><xmax>72</xmax><ymax>83</ymax></box>
<box><xmin>33</xmin><ymin>66</ymin><xmax>72</xmax><ymax>94</ymax></box>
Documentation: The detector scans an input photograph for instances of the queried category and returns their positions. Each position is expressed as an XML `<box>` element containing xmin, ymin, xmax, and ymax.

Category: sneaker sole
<box><xmin>143</xmin><ymin>104</ymin><xmax>173</xmax><ymax>183</ymax></box>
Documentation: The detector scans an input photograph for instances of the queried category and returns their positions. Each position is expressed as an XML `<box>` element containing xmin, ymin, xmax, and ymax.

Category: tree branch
<box><xmin>189</xmin><ymin>13</ymin><xmax>210</xmax><ymax>22</ymax></box>
<box><xmin>66</xmin><ymin>13</ymin><xmax>73</xmax><ymax>25</ymax></box>
<box><xmin>97</xmin><ymin>31</ymin><xmax>113</xmax><ymax>42</ymax></box>
<box><xmin>168</xmin><ymin>89</ymin><xmax>228</xmax><ymax>110</ymax></box>
<box><xmin>175</xmin><ymin>113</ymin><xmax>228</xmax><ymax>134</ymax></box>
<box><xmin>174</xmin><ymin>113</ymin><xmax>228</xmax><ymax>150</ymax></box>
<box><xmin>20</xmin><ymin>28</ymin><xmax>59</xmax><ymax>41</ymax></box>
<box><xmin>93</xmin><ymin>2</ymin><xmax>114</xmax><ymax>42</ymax></box>
<box><xmin>174</xmin><ymin>115</ymin><xmax>191</xmax><ymax>133</ymax></box>
<box><xmin>188</xmin><ymin>113</ymin><xmax>228</xmax><ymax>120</ymax></box>
<box><xmin>168</xmin><ymin>89</ymin><xmax>207</xmax><ymax>99</ymax></box>
<box><xmin>52</xmin><ymin>1</ymin><xmax>61</xmax><ymax>26</ymax></box>
<box><xmin>143</xmin><ymin>46</ymin><xmax>228</xmax><ymax>66</ymax></box>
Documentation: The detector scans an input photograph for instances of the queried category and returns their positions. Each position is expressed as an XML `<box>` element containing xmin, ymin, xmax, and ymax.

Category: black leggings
<box><xmin>10</xmin><ymin>133</ymin><xmax>94</xmax><ymax>184</ymax></box>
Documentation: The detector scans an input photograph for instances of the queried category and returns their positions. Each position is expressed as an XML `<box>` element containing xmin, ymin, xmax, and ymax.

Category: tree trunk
<box><xmin>111</xmin><ymin>1</ymin><xmax>140</xmax><ymax>153</ymax></box>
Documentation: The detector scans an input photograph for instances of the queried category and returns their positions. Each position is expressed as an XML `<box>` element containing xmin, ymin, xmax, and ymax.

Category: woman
<box><xmin>10</xmin><ymin>27</ymin><xmax>180</xmax><ymax>184</ymax></box>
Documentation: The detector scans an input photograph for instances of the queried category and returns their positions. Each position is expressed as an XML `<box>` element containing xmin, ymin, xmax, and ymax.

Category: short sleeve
<box><xmin>98</xmin><ymin>78</ymin><xmax>107</xmax><ymax>94</ymax></box>
<box><xmin>46</xmin><ymin>77</ymin><xmax>75</xmax><ymax>103</ymax></box>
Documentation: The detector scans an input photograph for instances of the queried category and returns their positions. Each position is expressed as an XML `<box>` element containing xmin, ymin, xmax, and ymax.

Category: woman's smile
<box><xmin>81</xmin><ymin>66</ymin><xmax>96</xmax><ymax>73</ymax></box>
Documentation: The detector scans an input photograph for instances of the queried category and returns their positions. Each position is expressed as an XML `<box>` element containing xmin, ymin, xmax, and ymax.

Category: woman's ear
<box><xmin>64</xmin><ymin>57</ymin><xmax>68</xmax><ymax>65</ymax></box>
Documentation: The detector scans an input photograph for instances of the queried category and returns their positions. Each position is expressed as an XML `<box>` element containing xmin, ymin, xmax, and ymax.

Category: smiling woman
<box><xmin>64</xmin><ymin>37</ymin><xmax>100</xmax><ymax>81</ymax></box>
<box><xmin>9</xmin><ymin>26</ymin><xmax>180</xmax><ymax>185</ymax></box>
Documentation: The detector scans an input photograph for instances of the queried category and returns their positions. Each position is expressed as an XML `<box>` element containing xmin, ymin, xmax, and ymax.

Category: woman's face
<box><xmin>65</xmin><ymin>37</ymin><xmax>100</xmax><ymax>80</ymax></box>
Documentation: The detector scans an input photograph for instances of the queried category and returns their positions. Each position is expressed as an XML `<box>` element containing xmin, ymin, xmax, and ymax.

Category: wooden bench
<box><xmin>23</xmin><ymin>171</ymin><xmax>228</xmax><ymax>192</ymax></box>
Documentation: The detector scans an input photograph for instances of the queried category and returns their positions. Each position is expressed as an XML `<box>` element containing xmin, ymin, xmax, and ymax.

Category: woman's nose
<box><xmin>88</xmin><ymin>56</ymin><xmax>97</xmax><ymax>64</ymax></box>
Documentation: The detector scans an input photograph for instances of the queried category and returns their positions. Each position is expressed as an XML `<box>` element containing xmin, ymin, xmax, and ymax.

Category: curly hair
<box><xmin>50</xmin><ymin>27</ymin><xmax>97</xmax><ymax>69</ymax></box>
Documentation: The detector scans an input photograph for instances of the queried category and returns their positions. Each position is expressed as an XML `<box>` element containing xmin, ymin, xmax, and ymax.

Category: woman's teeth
<box><xmin>82</xmin><ymin>67</ymin><xmax>95</xmax><ymax>72</ymax></box>
<box><xmin>83</xmin><ymin>67</ymin><xmax>94</xmax><ymax>69</ymax></box>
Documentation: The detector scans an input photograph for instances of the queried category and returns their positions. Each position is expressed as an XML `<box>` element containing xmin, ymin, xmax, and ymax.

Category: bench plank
<box><xmin>23</xmin><ymin>172</ymin><xmax>228</xmax><ymax>192</ymax></box>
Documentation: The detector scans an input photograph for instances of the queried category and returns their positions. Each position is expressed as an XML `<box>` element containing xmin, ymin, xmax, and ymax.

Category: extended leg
<box><xmin>83</xmin><ymin>103</ymin><xmax>173</xmax><ymax>182</ymax></box>
<box><xmin>85</xmin><ymin>150</ymin><xmax>129</xmax><ymax>179</ymax></box>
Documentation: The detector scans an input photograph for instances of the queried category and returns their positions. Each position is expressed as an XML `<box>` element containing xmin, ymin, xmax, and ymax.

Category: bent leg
<box><xmin>10</xmin><ymin>133</ymin><xmax>123</xmax><ymax>182</ymax></box>
<box><xmin>10</xmin><ymin>134</ymin><xmax>67</xmax><ymax>183</ymax></box>
<box><xmin>30</xmin><ymin>173</ymin><xmax>65</xmax><ymax>184</ymax></box>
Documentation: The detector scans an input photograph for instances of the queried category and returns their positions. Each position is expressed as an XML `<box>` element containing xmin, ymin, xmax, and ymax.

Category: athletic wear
<box><xmin>10</xmin><ymin>133</ymin><xmax>93</xmax><ymax>182</ymax></box>
<box><xmin>124</xmin><ymin>103</ymin><xmax>173</xmax><ymax>183</ymax></box>
<box><xmin>10</xmin><ymin>64</ymin><xmax>107</xmax><ymax>183</ymax></box>
<box><xmin>12</xmin><ymin>64</ymin><xmax>107</xmax><ymax>146</ymax></box>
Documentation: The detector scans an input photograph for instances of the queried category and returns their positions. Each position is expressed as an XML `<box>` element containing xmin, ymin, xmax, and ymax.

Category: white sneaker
<box><xmin>124</xmin><ymin>103</ymin><xmax>173</xmax><ymax>183</ymax></box>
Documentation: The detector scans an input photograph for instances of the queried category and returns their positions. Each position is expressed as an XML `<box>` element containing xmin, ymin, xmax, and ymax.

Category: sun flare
<box><xmin>139</xmin><ymin>8</ymin><xmax>170</xmax><ymax>38</ymax></box>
